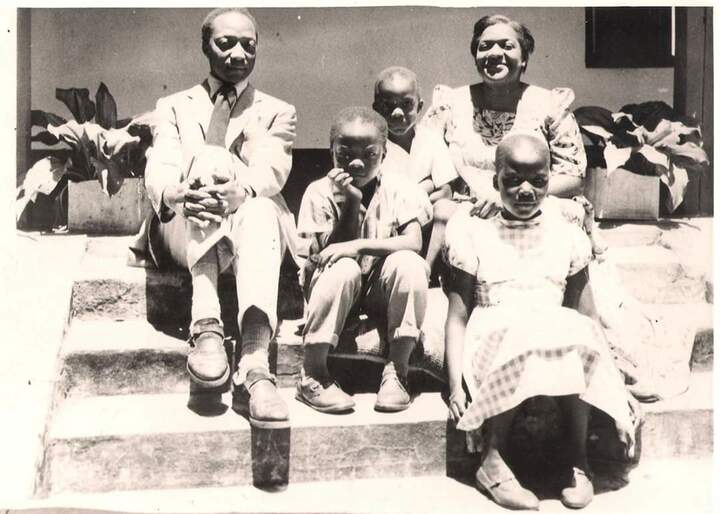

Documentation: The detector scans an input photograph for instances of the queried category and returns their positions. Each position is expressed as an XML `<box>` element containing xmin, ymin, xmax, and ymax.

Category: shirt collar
<box><xmin>207</xmin><ymin>74</ymin><xmax>249</xmax><ymax>101</ymax></box>
<box><xmin>497</xmin><ymin>209</ymin><xmax>544</xmax><ymax>228</ymax></box>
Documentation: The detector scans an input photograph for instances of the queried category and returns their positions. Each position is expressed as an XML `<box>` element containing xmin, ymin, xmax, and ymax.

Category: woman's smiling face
<box><xmin>475</xmin><ymin>23</ymin><xmax>525</xmax><ymax>85</ymax></box>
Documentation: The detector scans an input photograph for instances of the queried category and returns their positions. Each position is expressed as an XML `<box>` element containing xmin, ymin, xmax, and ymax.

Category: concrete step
<box><xmin>73</xmin><ymin>235</ymin><xmax>711</xmax><ymax>329</ymax></box>
<box><xmin>25</xmin><ymin>457</ymin><xmax>714</xmax><ymax>514</ymax></box>
<box><xmin>57</xmin><ymin>318</ymin><xmax>304</xmax><ymax>396</ymax></box>
<box><xmin>38</xmin><ymin>372</ymin><xmax>712</xmax><ymax>496</ymax></box>
<box><xmin>605</xmin><ymin>245</ymin><xmax>711</xmax><ymax>304</ymax></box>
<box><xmin>40</xmin><ymin>390</ymin><xmax>463</xmax><ymax>496</ymax></box>
<box><xmin>596</xmin><ymin>222</ymin><xmax>664</xmax><ymax>247</ymax></box>
<box><xmin>72</xmin><ymin>236</ymin><xmax>304</xmax><ymax>331</ymax></box>
<box><xmin>57</xmin><ymin>300</ymin><xmax>714</xmax><ymax>399</ymax></box>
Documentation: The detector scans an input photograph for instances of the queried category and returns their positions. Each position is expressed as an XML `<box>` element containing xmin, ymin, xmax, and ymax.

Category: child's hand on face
<box><xmin>327</xmin><ymin>167</ymin><xmax>362</xmax><ymax>202</ymax></box>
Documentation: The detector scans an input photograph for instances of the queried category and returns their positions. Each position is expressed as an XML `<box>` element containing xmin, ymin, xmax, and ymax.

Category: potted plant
<box><xmin>575</xmin><ymin>101</ymin><xmax>709</xmax><ymax>220</ymax></box>
<box><xmin>17</xmin><ymin>82</ymin><xmax>154</xmax><ymax>234</ymax></box>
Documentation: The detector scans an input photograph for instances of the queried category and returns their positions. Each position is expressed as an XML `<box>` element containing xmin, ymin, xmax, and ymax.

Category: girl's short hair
<box><xmin>470</xmin><ymin>14</ymin><xmax>535</xmax><ymax>66</ymax></box>
<box><xmin>495</xmin><ymin>132</ymin><xmax>550</xmax><ymax>172</ymax></box>
<box><xmin>330</xmin><ymin>107</ymin><xmax>388</xmax><ymax>147</ymax></box>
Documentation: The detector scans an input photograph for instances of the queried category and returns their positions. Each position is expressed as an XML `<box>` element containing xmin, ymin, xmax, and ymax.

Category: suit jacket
<box><xmin>143</xmin><ymin>82</ymin><xmax>298</xmax><ymax>270</ymax></box>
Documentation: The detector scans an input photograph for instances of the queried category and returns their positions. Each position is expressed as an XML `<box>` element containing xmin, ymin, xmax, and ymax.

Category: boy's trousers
<box><xmin>303</xmin><ymin>250</ymin><xmax>429</xmax><ymax>347</ymax></box>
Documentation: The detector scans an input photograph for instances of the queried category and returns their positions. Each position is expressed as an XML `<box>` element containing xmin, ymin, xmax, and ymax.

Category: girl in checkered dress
<box><xmin>444</xmin><ymin>133</ymin><xmax>636</xmax><ymax>510</ymax></box>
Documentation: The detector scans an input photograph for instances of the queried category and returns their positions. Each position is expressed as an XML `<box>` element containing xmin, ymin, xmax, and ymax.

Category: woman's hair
<box><xmin>329</xmin><ymin>106</ymin><xmax>388</xmax><ymax>147</ymax></box>
<box><xmin>470</xmin><ymin>14</ymin><xmax>535</xmax><ymax>68</ymax></box>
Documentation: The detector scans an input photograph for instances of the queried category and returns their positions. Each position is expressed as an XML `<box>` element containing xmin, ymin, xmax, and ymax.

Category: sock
<box><xmin>388</xmin><ymin>337</ymin><xmax>416</xmax><ymax>378</ymax></box>
<box><xmin>190</xmin><ymin>249</ymin><xmax>221</xmax><ymax>326</ymax></box>
<box><xmin>302</xmin><ymin>343</ymin><xmax>332</xmax><ymax>380</ymax></box>
<box><xmin>236</xmin><ymin>307</ymin><xmax>271</xmax><ymax>383</ymax></box>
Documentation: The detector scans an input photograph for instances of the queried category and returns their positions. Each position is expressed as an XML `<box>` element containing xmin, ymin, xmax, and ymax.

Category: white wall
<box><xmin>29</xmin><ymin>7</ymin><xmax>674</xmax><ymax>148</ymax></box>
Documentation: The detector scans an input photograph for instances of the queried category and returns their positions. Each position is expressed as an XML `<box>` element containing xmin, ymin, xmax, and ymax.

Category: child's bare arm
<box><xmin>325</xmin><ymin>168</ymin><xmax>363</xmax><ymax>245</ymax></box>
<box><xmin>418</xmin><ymin>177</ymin><xmax>435</xmax><ymax>195</ymax></box>
<box><xmin>548</xmin><ymin>174</ymin><xmax>583</xmax><ymax>199</ymax></box>
<box><xmin>314</xmin><ymin>220</ymin><xmax>423</xmax><ymax>269</ymax></box>
<box><xmin>445</xmin><ymin>268</ymin><xmax>474</xmax><ymax>422</ymax></box>
<box><xmin>428</xmin><ymin>183</ymin><xmax>453</xmax><ymax>204</ymax></box>
<box><xmin>564</xmin><ymin>266</ymin><xmax>601</xmax><ymax>323</ymax></box>
<box><xmin>354</xmin><ymin>219</ymin><xmax>423</xmax><ymax>255</ymax></box>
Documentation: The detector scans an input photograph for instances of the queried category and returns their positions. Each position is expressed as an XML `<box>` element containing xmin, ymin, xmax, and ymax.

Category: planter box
<box><xmin>584</xmin><ymin>167</ymin><xmax>660</xmax><ymax>220</ymax></box>
<box><xmin>68</xmin><ymin>177</ymin><xmax>152</xmax><ymax>235</ymax></box>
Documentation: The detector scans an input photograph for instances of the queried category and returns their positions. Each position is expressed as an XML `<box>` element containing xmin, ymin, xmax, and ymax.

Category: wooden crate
<box><xmin>584</xmin><ymin>167</ymin><xmax>660</xmax><ymax>220</ymax></box>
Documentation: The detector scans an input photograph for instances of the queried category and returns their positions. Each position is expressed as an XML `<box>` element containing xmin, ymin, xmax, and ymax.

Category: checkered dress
<box><xmin>445</xmin><ymin>211</ymin><xmax>635</xmax><ymax>451</ymax></box>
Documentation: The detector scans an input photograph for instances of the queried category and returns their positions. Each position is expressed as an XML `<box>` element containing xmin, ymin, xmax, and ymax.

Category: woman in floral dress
<box><xmin>420</xmin><ymin>14</ymin><xmax>598</xmax><ymax>270</ymax></box>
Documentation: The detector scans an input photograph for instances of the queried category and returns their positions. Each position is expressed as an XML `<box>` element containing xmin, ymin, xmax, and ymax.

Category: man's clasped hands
<box><xmin>163</xmin><ymin>146</ymin><xmax>249</xmax><ymax>227</ymax></box>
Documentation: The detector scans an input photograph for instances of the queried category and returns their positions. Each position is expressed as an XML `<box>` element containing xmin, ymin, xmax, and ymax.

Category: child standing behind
<box><xmin>296</xmin><ymin>107</ymin><xmax>432</xmax><ymax>413</ymax></box>
<box><xmin>371</xmin><ymin>67</ymin><xmax>459</xmax><ymax>272</ymax></box>
<box><xmin>444</xmin><ymin>133</ymin><xmax>636</xmax><ymax>510</ymax></box>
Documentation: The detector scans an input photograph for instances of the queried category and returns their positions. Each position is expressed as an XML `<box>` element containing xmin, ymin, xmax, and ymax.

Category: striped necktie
<box><xmin>205</xmin><ymin>84</ymin><xmax>237</xmax><ymax>147</ymax></box>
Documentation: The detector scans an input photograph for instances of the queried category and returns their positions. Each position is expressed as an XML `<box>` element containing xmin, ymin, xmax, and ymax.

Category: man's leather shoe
<box><xmin>234</xmin><ymin>368</ymin><xmax>290</xmax><ymax>428</ymax></box>
<box><xmin>186</xmin><ymin>318</ymin><xmax>229</xmax><ymax>388</ymax></box>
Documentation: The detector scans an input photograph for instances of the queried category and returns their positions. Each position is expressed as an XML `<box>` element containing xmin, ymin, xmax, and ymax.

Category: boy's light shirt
<box><xmin>297</xmin><ymin>167</ymin><xmax>432</xmax><ymax>285</ymax></box>
<box><xmin>380</xmin><ymin>127</ymin><xmax>458</xmax><ymax>186</ymax></box>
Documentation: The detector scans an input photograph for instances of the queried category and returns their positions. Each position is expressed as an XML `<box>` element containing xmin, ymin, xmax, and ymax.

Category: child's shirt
<box><xmin>444</xmin><ymin>210</ymin><xmax>592</xmax><ymax>308</ymax></box>
<box><xmin>298</xmin><ymin>170</ymin><xmax>432</xmax><ymax>282</ymax></box>
<box><xmin>380</xmin><ymin>127</ymin><xmax>458</xmax><ymax>187</ymax></box>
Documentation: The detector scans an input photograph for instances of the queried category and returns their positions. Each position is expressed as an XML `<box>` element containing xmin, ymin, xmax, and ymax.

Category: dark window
<box><xmin>586</xmin><ymin>7</ymin><xmax>674</xmax><ymax>68</ymax></box>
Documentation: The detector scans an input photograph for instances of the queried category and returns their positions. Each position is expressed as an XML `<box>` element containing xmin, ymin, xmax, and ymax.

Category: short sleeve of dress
<box><xmin>544</xmin><ymin>88</ymin><xmax>588</xmax><ymax>179</ymax></box>
<box><xmin>566</xmin><ymin>222</ymin><xmax>593</xmax><ymax>276</ymax></box>
<box><xmin>418</xmin><ymin>84</ymin><xmax>455</xmax><ymax>136</ymax></box>
<box><xmin>443</xmin><ymin>211</ymin><xmax>479</xmax><ymax>277</ymax></box>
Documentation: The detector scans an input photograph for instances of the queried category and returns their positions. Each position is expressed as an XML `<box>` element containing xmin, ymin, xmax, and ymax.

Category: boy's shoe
<box><xmin>561</xmin><ymin>467</ymin><xmax>594</xmax><ymax>509</ymax></box>
<box><xmin>475</xmin><ymin>458</ymin><xmax>539</xmax><ymax>511</ymax></box>
<box><xmin>374</xmin><ymin>362</ymin><xmax>412</xmax><ymax>412</ymax></box>
<box><xmin>234</xmin><ymin>368</ymin><xmax>290</xmax><ymax>428</ymax></box>
<box><xmin>295</xmin><ymin>374</ymin><xmax>355</xmax><ymax>413</ymax></box>
<box><xmin>186</xmin><ymin>318</ymin><xmax>229</xmax><ymax>388</ymax></box>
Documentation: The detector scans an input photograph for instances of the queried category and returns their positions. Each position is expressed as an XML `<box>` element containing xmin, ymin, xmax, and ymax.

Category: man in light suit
<box><xmin>143</xmin><ymin>7</ymin><xmax>296</xmax><ymax>427</ymax></box>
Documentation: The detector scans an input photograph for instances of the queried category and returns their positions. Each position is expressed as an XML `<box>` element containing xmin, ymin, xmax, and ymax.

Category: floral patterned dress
<box><xmin>444</xmin><ymin>210</ymin><xmax>636</xmax><ymax>456</ymax></box>
<box><xmin>421</xmin><ymin>82</ymin><xmax>587</xmax><ymax>192</ymax></box>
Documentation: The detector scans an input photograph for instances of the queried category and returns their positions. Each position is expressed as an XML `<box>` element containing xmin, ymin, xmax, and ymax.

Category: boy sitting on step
<box><xmin>296</xmin><ymin>106</ymin><xmax>432</xmax><ymax>414</ymax></box>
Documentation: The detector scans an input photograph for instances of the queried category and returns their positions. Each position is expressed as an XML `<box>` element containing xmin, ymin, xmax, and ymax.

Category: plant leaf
<box><xmin>603</xmin><ymin>142</ymin><xmax>633</xmax><ymax>173</ymax></box>
<box><xmin>56</xmin><ymin>88</ymin><xmax>96</xmax><ymax>123</ymax></box>
<box><xmin>31</xmin><ymin>110</ymin><xmax>67</xmax><ymax>128</ymax></box>
<box><xmin>47</xmin><ymin>121</ymin><xmax>110</xmax><ymax>180</ymax></box>
<box><xmin>637</xmin><ymin>145</ymin><xmax>670</xmax><ymax>173</ymax></box>
<box><xmin>116</xmin><ymin>117</ymin><xmax>132</xmax><ymax>128</ymax></box>
<box><xmin>102</xmin><ymin>127</ymin><xmax>141</xmax><ymax>157</ymax></box>
<box><xmin>95</xmin><ymin>82</ymin><xmax>117</xmax><ymax>129</ymax></box>
<box><xmin>21</xmin><ymin>156</ymin><xmax>68</xmax><ymax>202</ymax></box>
<box><xmin>126</xmin><ymin>111</ymin><xmax>156</xmax><ymax>142</ymax></box>
<box><xmin>91</xmin><ymin>154</ymin><xmax>125</xmax><ymax>197</ymax></box>
<box><xmin>660</xmin><ymin>163</ymin><xmax>689</xmax><ymax>212</ymax></box>
<box><xmin>31</xmin><ymin>131</ymin><xmax>61</xmax><ymax>146</ymax></box>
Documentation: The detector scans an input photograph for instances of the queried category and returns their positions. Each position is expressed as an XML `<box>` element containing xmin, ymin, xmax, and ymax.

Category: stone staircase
<box><xmin>33</xmin><ymin>219</ymin><xmax>713</xmax><ymax>506</ymax></box>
